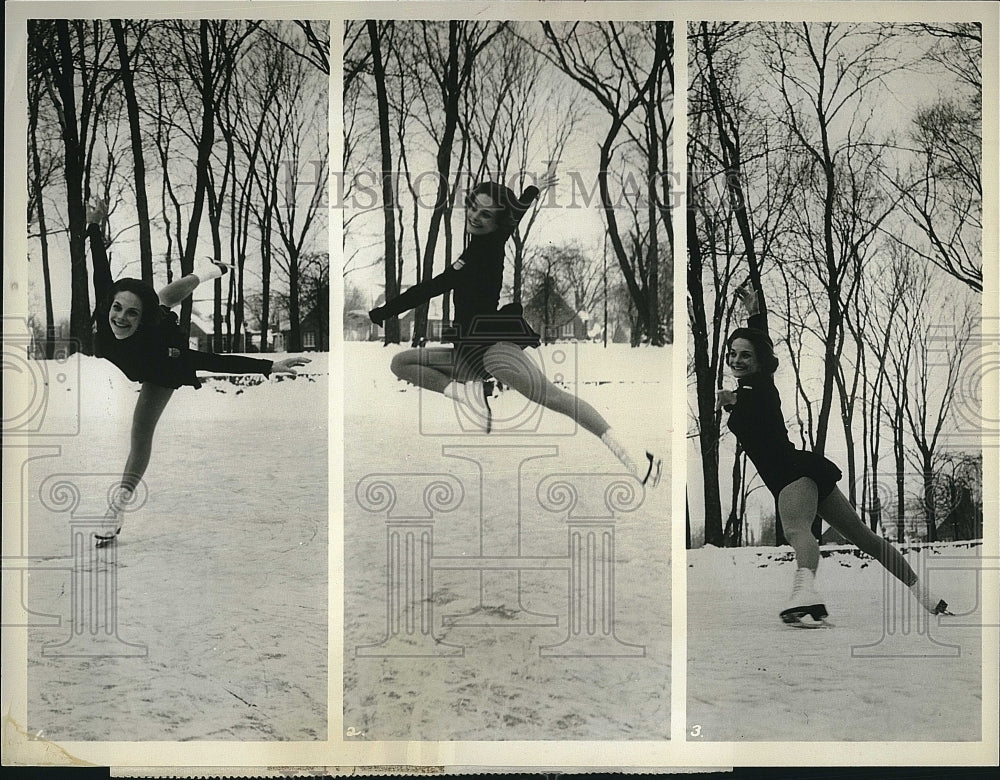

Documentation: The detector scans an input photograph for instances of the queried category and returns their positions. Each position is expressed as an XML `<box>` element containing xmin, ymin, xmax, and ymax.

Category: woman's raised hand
<box><xmin>715</xmin><ymin>389</ymin><xmax>737</xmax><ymax>410</ymax></box>
<box><xmin>272</xmin><ymin>356</ymin><xmax>312</xmax><ymax>375</ymax></box>
<box><xmin>538</xmin><ymin>162</ymin><xmax>559</xmax><ymax>193</ymax></box>
<box><xmin>735</xmin><ymin>283</ymin><xmax>761</xmax><ymax>315</ymax></box>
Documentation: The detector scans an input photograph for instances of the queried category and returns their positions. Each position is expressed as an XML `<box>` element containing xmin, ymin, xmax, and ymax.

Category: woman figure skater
<box><xmin>364</xmin><ymin>174</ymin><xmax>661</xmax><ymax>485</ymax></box>
<box><xmin>86</xmin><ymin>199</ymin><xmax>310</xmax><ymax>544</ymax></box>
<box><xmin>717</xmin><ymin>284</ymin><xmax>949</xmax><ymax>626</ymax></box>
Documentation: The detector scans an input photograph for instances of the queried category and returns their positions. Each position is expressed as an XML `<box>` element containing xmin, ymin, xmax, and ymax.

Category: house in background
<box><xmin>522</xmin><ymin>288</ymin><xmax>588</xmax><ymax>343</ymax></box>
<box><xmin>278</xmin><ymin>302</ymin><xmax>329</xmax><ymax>352</ymax></box>
<box><xmin>187</xmin><ymin>310</ymin><xmax>213</xmax><ymax>352</ymax></box>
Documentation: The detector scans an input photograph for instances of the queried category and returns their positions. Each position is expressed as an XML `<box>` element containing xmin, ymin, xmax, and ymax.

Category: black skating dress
<box><xmin>723</xmin><ymin>313</ymin><xmax>842</xmax><ymax>502</ymax></box>
<box><xmin>89</xmin><ymin>224</ymin><xmax>274</xmax><ymax>389</ymax></box>
<box><xmin>368</xmin><ymin>186</ymin><xmax>542</xmax><ymax>380</ymax></box>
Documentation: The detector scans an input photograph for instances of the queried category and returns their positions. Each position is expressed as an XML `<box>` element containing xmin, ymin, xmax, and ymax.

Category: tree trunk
<box><xmin>288</xmin><ymin>249</ymin><xmax>302</xmax><ymax>352</ymax></box>
<box><xmin>699</xmin><ymin>23</ymin><xmax>767</xmax><ymax>330</ymax></box>
<box><xmin>260</xmin><ymin>202</ymin><xmax>272</xmax><ymax>352</ymax></box>
<box><xmin>180</xmin><ymin>20</ymin><xmax>216</xmax><ymax>333</ymax></box>
<box><xmin>923</xmin><ymin>453</ymin><xmax>937</xmax><ymax>542</ymax></box>
<box><xmin>111</xmin><ymin>19</ymin><xmax>153</xmax><ymax>283</ymax></box>
<box><xmin>367</xmin><ymin>20</ymin><xmax>400</xmax><ymax>345</ymax></box>
<box><xmin>413</xmin><ymin>22</ymin><xmax>461</xmax><ymax>347</ymax></box>
<box><xmin>644</xmin><ymin>64</ymin><xmax>662</xmax><ymax>346</ymax></box>
<box><xmin>894</xmin><ymin>402</ymin><xmax>906</xmax><ymax>544</ymax></box>
<box><xmin>28</xmin><ymin>91</ymin><xmax>56</xmax><ymax>359</ymax></box>
<box><xmin>687</xmin><ymin>207</ymin><xmax>724</xmax><ymax>547</ymax></box>
<box><xmin>207</xmin><ymin>186</ymin><xmax>225</xmax><ymax>352</ymax></box>
<box><xmin>54</xmin><ymin>21</ymin><xmax>92</xmax><ymax>354</ymax></box>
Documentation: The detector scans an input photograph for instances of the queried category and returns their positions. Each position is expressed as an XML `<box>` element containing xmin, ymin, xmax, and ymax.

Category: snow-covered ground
<box><xmin>343</xmin><ymin>342</ymin><xmax>673</xmax><ymax>741</ymax></box>
<box><xmin>687</xmin><ymin>543</ymin><xmax>984</xmax><ymax>741</ymax></box>
<box><xmin>20</xmin><ymin>353</ymin><xmax>328</xmax><ymax>741</ymax></box>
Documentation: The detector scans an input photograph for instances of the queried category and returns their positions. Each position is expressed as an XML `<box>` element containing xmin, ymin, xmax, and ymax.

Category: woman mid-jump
<box><xmin>717</xmin><ymin>285</ymin><xmax>949</xmax><ymax>626</ymax></box>
<box><xmin>86</xmin><ymin>199</ymin><xmax>310</xmax><ymax>544</ymax></box>
<box><xmin>364</xmin><ymin>175</ymin><xmax>661</xmax><ymax>485</ymax></box>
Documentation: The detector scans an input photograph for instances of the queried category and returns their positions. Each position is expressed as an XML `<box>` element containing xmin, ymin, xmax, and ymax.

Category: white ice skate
<box><xmin>910</xmin><ymin>580</ymin><xmax>952</xmax><ymax>616</ymax></box>
<box><xmin>197</xmin><ymin>256</ymin><xmax>236</xmax><ymax>281</ymax></box>
<box><xmin>95</xmin><ymin>487</ymin><xmax>132</xmax><ymax>547</ymax></box>
<box><xmin>600</xmin><ymin>429</ymin><xmax>662</xmax><ymax>487</ymax></box>
<box><xmin>94</xmin><ymin>509</ymin><xmax>123</xmax><ymax>547</ymax></box>
<box><xmin>780</xmin><ymin>568</ymin><xmax>832</xmax><ymax>628</ymax></box>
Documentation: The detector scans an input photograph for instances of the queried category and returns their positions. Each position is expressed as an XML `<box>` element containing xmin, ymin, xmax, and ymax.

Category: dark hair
<box><xmin>465</xmin><ymin>182</ymin><xmax>523</xmax><ymax>234</ymax></box>
<box><xmin>96</xmin><ymin>278</ymin><xmax>163</xmax><ymax>337</ymax></box>
<box><xmin>726</xmin><ymin>327</ymin><xmax>779</xmax><ymax>374</ymax></box>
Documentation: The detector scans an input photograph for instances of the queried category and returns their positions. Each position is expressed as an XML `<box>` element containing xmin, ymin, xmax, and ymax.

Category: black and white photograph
<box><xmin>2</xmin><ymin>0</ymin><xmax>997</xmax><ymax>773</ymax></box>
<box><xmin>9</xmin><ymin>18</ymin><xmax>330</xmax><ymax>741</ymax></box>
<box><xmin>341</xmin><ymin>19</ymin><xmax>673</xmax><ymax>741</ymax></box>
<box><xmin>686</xmin><ymin>21</ymin><xmax>987</xmax><ymax>740</ymax></box>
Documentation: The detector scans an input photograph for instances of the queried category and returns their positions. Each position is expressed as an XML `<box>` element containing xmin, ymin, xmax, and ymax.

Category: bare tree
<box><xmin>367</xmin><ymin>20</ymin><xmax>401</xmax><ymax>345</ymax></box>
<box><xmin>760</xmin><ymin>22</ymin><xmax>916</xmax><ymax>460</ymax></box>
<box><xmin>406</xmin><ymin>21</ymin><xmax>506</xmax><ymax>346</ymax></box>
<box><xmin>540</xmin><ymin>21</ymin><xmax>670</xmax><ymax>345</ymax></box>
<box><xmin>895</xmin><ymin>95</ymin><xmax>982</xmax><ymax>291</ymax></box>
<box><xmin>266</xmin><ymin>39</ymin><xmax>328</xmax><ymax>352</ymax></box>
<box><xmin>901</xmin><ymin>292</ymin><xmax>976</xmax><ymax>541</ymax></box>
<box><xmin>687</xmin><ymin>22</ymin><xmax>800</xmax><ymax>546</ymax></box>
<box><xmin>27</xmin><ymin>29</ymin><xmax>63</xmax><ymax>359</ymax></box>
<box><xmin>30</xmin><ymin>20</ymin><xmax>120</xmax><ymax>353</ymax></box>
<box><xmin>110</xmin><ymin>19</ymin><xmax>154</xmax><ymax>281</ymax></box>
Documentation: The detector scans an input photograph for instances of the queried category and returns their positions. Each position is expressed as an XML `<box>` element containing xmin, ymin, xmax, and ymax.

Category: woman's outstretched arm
<box><xmin>369</xmin><ymin>267</ymin><xmax>459</xmax><ymax>324</ymax></box>
<box><xmin>85</xmin><ymin>199</ymin><xmax>114</xmax><ymax>304</ymax></box>
<box><xmin>185</xmin><ymin>351</ymin><xmax>311</xmax><ymax>377</ymax></box>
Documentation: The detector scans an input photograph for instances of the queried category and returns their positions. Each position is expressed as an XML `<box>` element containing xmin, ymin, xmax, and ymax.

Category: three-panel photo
<box><xmin>3</xmin><ymin>1</ymin><xmax>995</xmax><ymax>771</ymax></box>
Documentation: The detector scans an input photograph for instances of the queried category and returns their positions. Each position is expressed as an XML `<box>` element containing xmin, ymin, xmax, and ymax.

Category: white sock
<box><xmin>909</xmin><ymin>580</ymin><xmax>947</xmax><ymax>614</ymax></box>
<box><xmin>196</xmin><ymin>258</ymin><xmax>229</xmax><ymax>282</ymax></box>
<box><xmin>601</xmin><ymin>429</ymin><xmax>640</xmax><ymax>476</ymax></box>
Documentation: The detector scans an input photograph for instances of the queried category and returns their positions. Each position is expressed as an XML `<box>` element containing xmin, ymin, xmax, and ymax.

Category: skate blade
<box><xmin>781</xmin><ymin>612</ymin><xmax>834</xmax><ymax>629</ymax></box>
<box><xmin>94</xmin><ymin>528</ymin><xmax>121</xmax><ymax>548</ymax></box>
<box><xmin>643</xmin><ymin>453</ymin><xmax>663</xmax><ymax>488</ymax></box>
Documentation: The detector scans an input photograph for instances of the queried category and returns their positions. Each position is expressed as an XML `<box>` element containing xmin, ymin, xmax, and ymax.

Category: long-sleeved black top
<box><xmin>89</xmin><ymin>224</ymin><xmax>272</xmax><ymax>389</ymax></box>
<box><xmin>724</xmin><ymin>312</ymin><xmax>841</xmax><ymax>498</ymax></box>
<box><xmin>370</xmin><ymin>187</ymin><xmax>539</xmax><ymax>342</ymax></box>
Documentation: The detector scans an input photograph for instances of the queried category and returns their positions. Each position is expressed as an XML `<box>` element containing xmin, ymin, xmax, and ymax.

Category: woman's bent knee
<box><xmin>390</xmin><ymin>350</ymin><xmax>414</xmax><ymax>378</ymax></box>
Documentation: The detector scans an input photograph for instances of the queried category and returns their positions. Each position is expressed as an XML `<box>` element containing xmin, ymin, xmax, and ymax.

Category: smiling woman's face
<box><xmin>727</xmin><ymin>338</ymin><xmax>760</xmax><ymax>378</ymax></box>
<box><xmin>465</xmin><ymin>193</ymin><xmax>502</xmax><ymax>235</ymax></box>
<box><xmin>109</xmin><ymin>291</ymin><xmax>143</xmax><ymax>339</ymax></box>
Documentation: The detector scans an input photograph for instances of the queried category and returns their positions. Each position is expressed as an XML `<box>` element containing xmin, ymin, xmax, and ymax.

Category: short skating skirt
<box><xmin>759</xmin><ymin>449</ymin><xmax>843</xmax><ymax>502</ymax></box>
<box><xmin>446</xmin><ymin>303</ymin><xmax>542</xmax><ymax>380</ymax></box>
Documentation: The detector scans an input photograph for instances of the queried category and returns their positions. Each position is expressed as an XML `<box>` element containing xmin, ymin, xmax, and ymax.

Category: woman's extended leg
<box><xmin>390</xmin><ymin>347</ymin><xmax>461</xmax><ymax>394</ymax></box>
<box><xmin>157</xmin><ymin>275</ymin><xmax>200</xmax><ymax>307</ymax></box>
<box><xmin>482</xmin><ymin>343</ymin><xmax>660</xmax><ymax>484</ymax></box>
<box><xmin>819</xmin><ymin>487</ymin><xmax>917</xmax><ymax>585</ymax></box>
<box><xmin>481</xmin><ymin>342</ymin><xmax>609</xmax><ymax>436</ymax></box>
<box><xmin>157</xmin><ymin>262</ymin><xmax>230</xmax><ymax>307</ymax></box>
